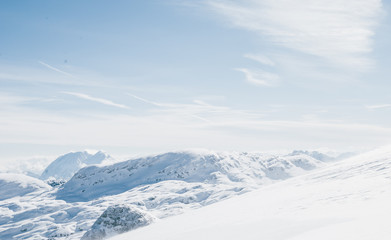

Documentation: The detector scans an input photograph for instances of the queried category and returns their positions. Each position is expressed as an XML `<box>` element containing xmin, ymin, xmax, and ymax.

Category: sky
<box><xmin>1</xmin><ymin>0</ymin><xmax>391</xmax><ymax>169</ymax></box>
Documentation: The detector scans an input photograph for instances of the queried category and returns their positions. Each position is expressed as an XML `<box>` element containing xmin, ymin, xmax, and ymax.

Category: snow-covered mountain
<box><xmin>56</xmin><ymin>150</ymin><xmax>327</xmax><ymax>202</ymax></box>
<box><xmin>111</xmin><ymin>147</ymin><xmax>391</xmax><ymax>240</ymax></box>
<box><xmin>0</xmin><ymin>149</ymin><xmax>340</xmax><ymax>239</ymax></box>
<box><xmin>40</xmin><ymin>151</ymin><xmax>113</xmax><ymax>181</ymax></box>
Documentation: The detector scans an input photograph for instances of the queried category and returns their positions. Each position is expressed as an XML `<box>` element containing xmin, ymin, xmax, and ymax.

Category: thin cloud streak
<box><xmin>63</xmin><ymin>92</ymin><xmax>130</xmax><ymax>109</ymax></box>
<box><xmin>129</xmin><ymin>93</ymin><xmax>166</xmax><ymax>107</ymax></box>
<box><xmin>38</xmin><ymin>61</ymin><xmax>75</xmax><ymax>78</ymax></box>
<box><xmin>129</xmin><ymin>93</ymin><xmax>213</xmax><ymax>123</ymax></box>
<box><xmin>129</xmin><ymin>94</ymin><xmax>234</xmax><ymax>114</ymax></box>
<box><xmin>365</xmin><ymin>104</ymin><xmax>391</xmax><ymax>110</ymax></box>
<box><xmin>128</xmin><ymin>94</ymin><xmax>269</xmax><ymax>125</ymax></box>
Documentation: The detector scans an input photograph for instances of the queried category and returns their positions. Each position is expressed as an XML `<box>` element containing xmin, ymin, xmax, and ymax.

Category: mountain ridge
<box><xmin>56</xmin><ymin>150</ymin><xmax>329</xmax><ymax>202</ymax></box>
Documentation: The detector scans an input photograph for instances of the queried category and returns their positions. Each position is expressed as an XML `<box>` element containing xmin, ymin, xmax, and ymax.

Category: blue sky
<box><xmin>1</xmin><ymin>0</ymin><xmax>391</xmax><ymax>163</ymax></box>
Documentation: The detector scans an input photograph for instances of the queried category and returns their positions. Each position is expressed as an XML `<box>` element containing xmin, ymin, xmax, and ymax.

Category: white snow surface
<box><xmin>40</xmin><ymin>151</ymin><xmax>113</xmax><ymax>181</ymax></box>
<box><xmin>0</xmin><ymin>149</ymin><xmax>334</xmax><ymax>239</ymax></box>
<box><xmin>111</xmin><ymin>147</ymin><xmax>391</xmax><ymax>240</ymax></box>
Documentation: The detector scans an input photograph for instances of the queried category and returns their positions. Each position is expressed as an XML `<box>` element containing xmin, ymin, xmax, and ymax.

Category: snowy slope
<box><xmin>111</xmin><ymin>147</ymin><xmax>391</xmax><ymax>240</ymax></box>
<box><xmin>57</xmin><ymin>150</ymin><xmax>326</xmax><ymax>202</ymax></box>
<box><xmin>40</xmin><ymin>151</ymin><xmax>113</xmax><ymax>181</ymax></box>
<box><xmin>0</xmin><ymin>150</ymin><xmax>332</xmax><ymax>239</ymax></box>
<box><xmin>0</xmin><ymin>173</ymin><xmax>51</xmax><ymax>201</ymax></box>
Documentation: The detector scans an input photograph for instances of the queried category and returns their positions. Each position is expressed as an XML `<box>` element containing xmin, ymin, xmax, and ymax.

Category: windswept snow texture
<box><xmin>111</xmin><ymin>147</ymin><xmax>391</xmax><ymax>240</ymax></box>
<box><xmin>81</xmin><ymin>204</ymin><xmax>155</xmax><ymax>240</ymax></box>
<box><xmin>40</xmin><ymin>151</ymin><xmax>113</xmax><ymax>181</ymax></box>
<box><xmin>0</xmin><ymin>150</ymin><xmax>339</xmax><ymax>239</ymax></box>
<box><xmin>57</xmin><ymin>151</ymin><xmax>327</xmax><ymax>202</ymax></box>
<box><xmin>0</xmin><ymin>173</ymin><xmax>51</xmax><ymax>201</ymax></box>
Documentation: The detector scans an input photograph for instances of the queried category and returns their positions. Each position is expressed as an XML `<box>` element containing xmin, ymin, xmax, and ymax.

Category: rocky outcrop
<box><xmin>81</xmin><ymin>205</ymin><xmax>156</xmax><ymax>240</ymax></box>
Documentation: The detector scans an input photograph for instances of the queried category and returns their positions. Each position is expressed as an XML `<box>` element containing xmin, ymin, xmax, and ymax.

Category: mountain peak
<box><xmin>40</xmin><ymin>150</ymin><xmax>113</xmax><ymax>181</ymax></box>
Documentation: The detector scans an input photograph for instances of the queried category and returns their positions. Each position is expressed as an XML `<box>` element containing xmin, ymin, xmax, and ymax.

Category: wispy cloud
<box><xmin>365</xmin><ymin>104</ymin><xmax>391</xmax><ymax>110</ymax></box>
<box><xmin>38</xmin><ymin>61</ymin><xmax>76</xmax><ymax>78</ymax></box>
<box><xmin>63</xmin><ymin>92</ymin><xmax>130</xmax><ymax>109</ymax></box>
<box><xmin>244</xmin><ymin>53</ymin><xmax>275</xmax><ymax>66</ymax></box>
<box><xmin>205</xmin><ymin>0</ymin><xmax>383</xmax><ymax>70</ymax></box>
<box><xmin>129</xmin><ymin>94</ymin><xmax>266</xmax><ymax>123</ymax></box>
<box><xmin>235</xmin><ymin>68</ymin><xmax>279</xmax><ymax>86</ymax></box>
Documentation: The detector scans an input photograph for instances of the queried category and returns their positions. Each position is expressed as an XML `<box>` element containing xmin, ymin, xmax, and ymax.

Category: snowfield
<box><xmin>111</xmin><ymin>147</ymin><xmax>391</xmax><ymax>240</ymax></box>
<box><xmin>1</xmin><ymin>148</ymin><xmax>380</xmax><ymax>239</ymax></box>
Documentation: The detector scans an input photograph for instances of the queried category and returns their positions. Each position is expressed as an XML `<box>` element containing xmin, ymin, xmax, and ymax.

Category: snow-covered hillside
<box><xmin>0</xmin><ymin>173</ymin><xmax>51</xmax><ymax>201</ymax></box>
<box><xmin>111</xmin><ymin>147</ymin><xmax>391</xmax><ymax>240</ymax></box>
<box><xmin>40</xmin><ymin>151</ymin><xmax>113</xmax><ymax>181</ymax></box>
<box><xmin>0</xmin><ymin>149</ymin><xmax>340</xmax><ymax>239</ymax></box>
